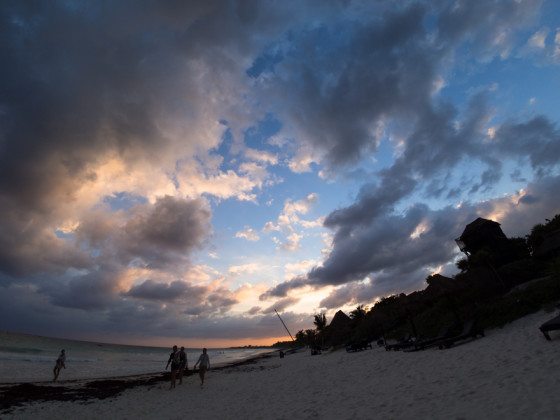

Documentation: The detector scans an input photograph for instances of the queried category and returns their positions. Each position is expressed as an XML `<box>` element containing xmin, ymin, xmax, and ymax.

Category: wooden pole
<box><xmin>275</xmin><ymin>309</ymin><xmax>295</xmax><ymax>342</ymax></box>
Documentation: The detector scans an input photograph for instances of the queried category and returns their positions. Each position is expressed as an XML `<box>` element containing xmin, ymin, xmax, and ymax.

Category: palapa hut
<box><xmin>455</xmin><ymin>217</ymin><xmax>508</xmax><ymax>256</ymax></box>
<box><xmin>328</xmin><ymin>310</ymin><xmax>352</xmax><ymax>345</ymax></box>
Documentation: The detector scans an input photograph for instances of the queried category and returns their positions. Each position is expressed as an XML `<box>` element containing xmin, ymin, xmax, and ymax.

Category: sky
<box><xmin>1</xmin><ymin>0</ymin><xmax>559</xmax><ymax>348</ymax></box>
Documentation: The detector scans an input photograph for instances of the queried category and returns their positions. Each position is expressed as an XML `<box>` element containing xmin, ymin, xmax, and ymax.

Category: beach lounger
<box><xmin>385</xmin><ymin>332</ymin><xmax>413</xmax><ymax>351</ymax></box>
<box><xmin>405</xmin><ymin>325</ymin><xmax>453</xmax><ymax>352</ymax></box>
<box><xmin>539</xmin><ymin>314</ymin><xmax>560</xmax><ymax>340</ymax></box>
<box><xmin>438</xmin><ymin>319</ymin><xmax>484</xmax><ymax>349</ymax></box>
<box><xmin>346</xmin><ymin>340</ymin><xmax>373</xmax><ymax>352</ymax></box>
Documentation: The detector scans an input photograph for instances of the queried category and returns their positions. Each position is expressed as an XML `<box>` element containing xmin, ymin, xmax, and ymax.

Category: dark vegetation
<box><xmin>275</xmin><ymin>214</ymin><xmax>560</xmax><ymax>349</ymax></box>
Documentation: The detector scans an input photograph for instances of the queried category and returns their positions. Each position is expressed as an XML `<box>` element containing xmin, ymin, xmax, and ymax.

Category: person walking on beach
<box><xmin>165</xmin><ymin>345</ymin><xmax>180</xmax><ymax>390</ymax></box>
<box><xmin>193</xmin><ymin>348</ymin><xmax>210</xmax><ymax>388</ymax></box>
<box><xmin>53</xmin><ymin>349</ymin><xmax>66</xmax><ymax>382</ymax></box>
<box><xmin>178</xmin><ymin>346</ymin><xmax>188</xmax><ymax>385</ymax></box>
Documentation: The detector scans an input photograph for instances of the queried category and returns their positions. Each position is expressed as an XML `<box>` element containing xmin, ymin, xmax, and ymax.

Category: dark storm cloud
<box><xmin>206</xmin><ymin>285</ymin><xmax>239</xmax><ymax>313</ymax></box>
<box><xmin>124</xmin><ymin>278</ymin><xmax>238</xmax><ymax>318</ymax></box>
<box><xmin>70</xmin><ymin>195</ymin><xmax>212</xmax><ymax>273</ymax></box>
<box><xmin>518</xmin><ymin>194</ymin><xmax>540</xmax><ymax>205</ymax></box>
<box><xmin>312</xmin><ymin>205</ymin><xmax>458</xmax><ymax>286</ymax></box>
<box><xmin>493</xmin><ymin>116</ymin><xmax>560</xmax><ymax>171</ymax></box>
<box><xmin>436</xmin><ymin>0</ymin><xmax>544</xmax><ymax>56</ymax></box>
<box><xmin>0</xmin><ymin>194</ymin><xmax>212</xmax><ymax>315</ymax></box>
<box><xmin>0</xmin><ymin>199</ymin><xmax>93</xmax><ymax>279</ymax></box>
<box><xmin>269</xmin><ymin>2</ymin><xmax>436</xmax><ymax>170</ymax></box>
<box><xmin>263</xmin><ymin>0</ymin><xmax>537</xmax><ymax>173</ymax></box>
<box><xmin>317</xmin><ymin>273</ymin><xmax>427</xmax><ymax>310</ymax></box>
<box><xmin>1</xmin><ymin>0</ymin><xmax>559</xmax><ymax>344</ymax></box>
<box><xmin>121</xmin><ymin>196</ymin><xmax>212</xmax><ymax>268</ymax></box>
<box><xmin>0</xmin><ymin>0</ymin><xmax>270</xmax><ymax>230</ymax></box>
<box><xmin>126</xmin><ymin>279</ymin><xmax>207</xmax><ymax>302</ymax></box>
<box><xmin>322</xmin><ymin>93</ymin><xmax>490</xmax><ymax>233</ymax></box>
<box><xmin>263</xmin><ymin>204</ymin><xmax>465</xmax><ymax>298</ymax></box>
<box><xmin>0</xmin><ymin>282</ymin><xmax>306</xmax><ymax>342</ymax></box>
<box><xmin>493</xmin><ymin>174</ymin><xmax>560</xmax><ymax>237</ymax></box>
<box><xmin>0</xmin><ymin>2</ymin><xmax>165</xmax><ymax>211</ymax></box>
<box><xmin>0</xmin><ymin>2</ymin><xmax>211</xmax><ymax>278</ymax></box>
<box><xmin>103</xmin><ymin>299</ymin><xmax>306</xmax><ymax>342</ymax></box>
<box><xmin>263</xmin><ymin>296</ymin><xmax>300</xmax><ymax>313</ymax></box>
<box><xmin>0</xmin><ymin>0</ymin><xmax>278</xmax><ymax>342</ymax></box>
<box><xmin>319</xmin><ymin>282</ymin><xmax>373</xmax><ymax>310</ymax></box>
<box><xmin>270</xmin><ymin>172</ymin><xmax>560</xmax><ymax>301</ymax></box>
<box><xmin>38</xmin><ymin>265</ymin><xmax>126</xmax><ymax>311</ymax></box>
<box><xmin>260</xmin><ymin>0</ymin><xmax>558</xmax><ymax>301</ymax></box>
<box><xmin>247</xmin><ymin>306</ymin><xmax>262</xmax><ymax>315</ymax></box>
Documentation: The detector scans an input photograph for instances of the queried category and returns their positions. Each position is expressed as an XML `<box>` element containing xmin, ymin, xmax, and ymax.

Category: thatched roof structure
<box><xmin>329</xmin><ymin>310</ymin><xmax>351</xmax><ymax>329</ymax></box>
<box><xmin>455</xmin><ymin>217</ymin><xmax>508</xmax><ymax>256</ymax></box>
<box><xmin>327</xmin><ymin>310</ymin><xmax>353</xmax><ymax>345</ymax></box>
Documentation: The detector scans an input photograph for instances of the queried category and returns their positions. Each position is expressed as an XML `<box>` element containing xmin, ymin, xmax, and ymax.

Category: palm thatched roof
<box><xmin>329</xmin><ymin>310</ymin><xmax>351</xmax><ymax>329</ymax></box>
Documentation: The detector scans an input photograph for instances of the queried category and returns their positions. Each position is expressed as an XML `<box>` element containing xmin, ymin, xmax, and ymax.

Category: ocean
<box><xmin>0</xmin><ymin>331</ymin><xmax>273</xmax><ymax>384</ymax></box>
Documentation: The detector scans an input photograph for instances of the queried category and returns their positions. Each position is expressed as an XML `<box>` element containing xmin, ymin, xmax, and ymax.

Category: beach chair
<box><xmin>405</xmin><ymin>324</ymin><xmax>453</xmax><ymax>352</ymax></box>
<box><xmin>438</xmin><ymin>319</ymin><xmax>484</xmax><ymax>349</ymax></box>
<box><xmin>346</xmin><ymin>340</ymin><xmax>373</xmax><ymax>352</ymax></box>
<box><xmin>539</xmin><ymin>314</ymin><xmax>560</xmax><ymax>341</ymax></box>
<box><xmin>385</xmin><ymin>332</ymin><xmax>413</xmax><ymax>351</ymax></box>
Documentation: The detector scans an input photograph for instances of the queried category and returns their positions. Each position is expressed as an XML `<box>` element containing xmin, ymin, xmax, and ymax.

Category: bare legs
<box><xmin>169</xmin><ymin>370</ymin><xmax>177</xmax><ymax>390</ymax></box>
<box><xmin>199</xmin><ymin>368</ymin><xmax>207</xmax><ymax>388</ymax></box>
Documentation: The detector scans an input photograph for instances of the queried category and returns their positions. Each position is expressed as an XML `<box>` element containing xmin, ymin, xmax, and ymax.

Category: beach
<box><xmin>2</xmin><ymin>309</ymin><xmax>560</xmax><ymax>420</ymax></box>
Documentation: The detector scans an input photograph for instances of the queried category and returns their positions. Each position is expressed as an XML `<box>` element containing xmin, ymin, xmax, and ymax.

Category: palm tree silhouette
<box><xmin>350</xmin><ymin>304</ymin><xmax>367</xmax><ymax>321</ymax></box>
<box><xmin>314</xmin><ymin>313</ymin><xmax>327</xmax><ymax>348</ymax></box>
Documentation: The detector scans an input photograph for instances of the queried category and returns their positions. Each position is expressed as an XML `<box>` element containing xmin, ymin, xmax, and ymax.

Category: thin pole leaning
<box><xmin>274</xmin><ymin>309</ymin><xmax>295</xmax><ymax>342</ymax></box>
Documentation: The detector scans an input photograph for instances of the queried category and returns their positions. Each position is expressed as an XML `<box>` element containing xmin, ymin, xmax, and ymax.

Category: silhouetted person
<box><xmin>165</xmin><ymin>345</ymin><xmax>180</xmax><ymax>390</ymax></box>
<box><xmin>178</xmin><ymin>346</ymin><xmax>188</xmax><ymax>384</ymax></box>
<box><xmin>53</xmin><ymin>349</ymin><xmax>66</xmax><ymax>382</ymax></box>
<box><xmin>193</xmin><ymin>348</ymin><xmax>210</xmax><ymax>388</ymax></box>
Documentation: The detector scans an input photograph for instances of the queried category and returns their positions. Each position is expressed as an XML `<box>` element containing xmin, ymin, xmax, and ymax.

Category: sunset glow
<box><xmin>1</xmin><ymin>0</ymin><xmax>559</xmax><ymax>348</ymax></box>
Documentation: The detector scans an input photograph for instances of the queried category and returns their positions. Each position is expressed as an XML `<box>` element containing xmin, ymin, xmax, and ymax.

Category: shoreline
<box><xmin>0</xmin><ymin>352</ymin><xmax>277</xmax><ymax>413</ymax></box>
<box><xmin>0</xmin><ymin>333</ymin><xmax>276</xmax><ymax>385</ymax></box>
<box><xmin>3</xmin><ymin>310</ymin><xmax>560</xmax><ymax>419</ymax></box>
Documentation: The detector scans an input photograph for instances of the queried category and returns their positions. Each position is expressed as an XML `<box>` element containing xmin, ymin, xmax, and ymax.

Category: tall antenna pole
<box><xmin>274</xmin><ymin>309</ymin><xmax>295</xmax><ymax>342</ymax></box>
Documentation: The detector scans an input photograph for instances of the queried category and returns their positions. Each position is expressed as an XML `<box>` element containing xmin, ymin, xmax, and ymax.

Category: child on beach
<box><xmin>165</xmin><ymin>345</ymin><xmax>180</xmax><ymax>390</ymax></box>
<box><xmin>53</xmin><ymin>349</ymin><xmax>66</xmax><ymax>382</ymax></box>
<box><xmin>193</xmin><ymin>348</ymin><xmax>210</xmax><ymax>388</ymax></box>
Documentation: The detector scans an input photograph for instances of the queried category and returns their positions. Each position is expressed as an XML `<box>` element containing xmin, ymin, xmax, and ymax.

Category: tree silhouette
<box><xmin>295</xmin><ymin>328</ymin><xmax>317</xmax><ymax>346</ymax></box>
<box><xmin>313</xmin><ymin>313</ymin><xmax>327</xmax><ymax>331</ymax></box>
<box><xmin>350</xmin><ymin>304</ymin><xmax>367</xmax><ymax>321</ymax></box>
<box><xmin>455</xmin><ymin>258</ymin><xmax>469</xmax><ymax>273</ymax></box>
<box><xmin>313</xmin><ymin>313</ymin><xmax>327</xmax><ymax>348</ymax></box>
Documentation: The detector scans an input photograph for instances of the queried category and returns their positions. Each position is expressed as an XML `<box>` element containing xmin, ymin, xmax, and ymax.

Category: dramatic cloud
<box><xmin>120</xmin><ymin>196</ymin><xmax>212</xmax><ymax>268</ymax></box>
<box><xmin>0</xmin><ymin>0</ymin><xmax>559</xmax><ymax>346</ymax></box>
<box><xmin>126</xmin><ymin>280</ymin><xmax>207</xmax><ymax>302</ymax></box>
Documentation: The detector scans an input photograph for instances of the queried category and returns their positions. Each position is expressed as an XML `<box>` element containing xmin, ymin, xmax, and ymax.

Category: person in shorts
<box><xmin>165</xmin><ymin>345</ymin><xmax>180</xmax><ymax>390</ymax></box>
<box><xmin>193</xmin><ymin>348</ymin><xmax>210</xmax><ymax>388</ymax></box>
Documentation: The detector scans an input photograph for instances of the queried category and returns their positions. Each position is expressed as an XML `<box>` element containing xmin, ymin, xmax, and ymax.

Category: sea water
<box><xmin>0</xmin><ymin>331</ymin><xmax>272</xmax><ymax>383</ymax></box>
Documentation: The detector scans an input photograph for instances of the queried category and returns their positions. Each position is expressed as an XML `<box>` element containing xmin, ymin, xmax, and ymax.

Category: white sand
<box><xmin>3</xmin><ymin>310</ymin><xmax>560</xmax><ymax>420</ymax></box>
